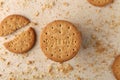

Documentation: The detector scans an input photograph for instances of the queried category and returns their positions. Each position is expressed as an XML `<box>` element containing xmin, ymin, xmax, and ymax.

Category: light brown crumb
<box><xmin>63</xmin><ymin>2</ymin><xmax>69</xmax><ymax>7</ymax></box>
<box><xmin>30</xmin><ymin>22</ymin><xmax>38</xmax><ymax>26</ymax></box>
<box><xmin>41</xmin><ymin>1</ymin><xmax>55</xmax><ymax>12</ymax></box>
<box><xmin>7</xmin><ymin>61</ymin><xmax>11</xmax><ymax>65</ymax></box>
<box><xmin>48</xmin><ymin>65</ymin><xmax>53</xmax><ymax>73</ymax></box>
<box><xmin>91</xmin><ymin>34</ymin><xmax>96</xmax><ymax>39</ymax></box>
<box><xmin>57</xmin><ymin>63</ymin><xmax>73</xmax><ymax>74</ymax></box>
<box><xmin>27</xmin><ymin>60</ymin><xmax>35</xmax><ymax>65</ymax></box>
<box><xmin>35</xmin><ymin>11</ymin><xmax>39</xmax><ymax>16</ymax></box>
<box><xmin>9</xmin><ymin>77</ymin><xmax>16</xmax><ymax>80</ymax></box>
<box><xmin>0</xmin><ymin>1</ymin><xmax>4</xmax><ymax>8</ymax></box>
<box><xmin>0</xmin><ymin>56</ymin><xmax>6</xmax><ymax>61</ymax></box>
<box><xmin>94</xmin><ymin>41</ymin><xmax>106</xmax><ymax>53</ymax></box>
<box><xmin>86</xmin><ymin>19</ymin><xmax>92</xmax><ymax>25</ymax></box>
<box><xmin>0</xmin><ymin>74</ymin><xmax>2</xmax><ymax>77</ymax></box>
<box><xmin>77</xmin><ymin>77</ymin><xmax>81</xmax><ymax>80</ymax></box>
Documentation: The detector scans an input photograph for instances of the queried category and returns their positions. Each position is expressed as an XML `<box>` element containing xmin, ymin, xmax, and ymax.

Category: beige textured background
<box><xmin>0</xmin><ymin>0</ymin><xmax>120</xmax><ymax>80</ymax></box>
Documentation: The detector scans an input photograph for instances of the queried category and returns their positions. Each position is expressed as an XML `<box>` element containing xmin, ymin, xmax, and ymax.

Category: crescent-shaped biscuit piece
<box><xmin>4</xmin><ymin>27</ymin><xmax>36</xmax><ymax>53</ymax></box>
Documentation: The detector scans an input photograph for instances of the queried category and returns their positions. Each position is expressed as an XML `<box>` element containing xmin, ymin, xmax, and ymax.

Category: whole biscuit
<box><xmin>4</xmin><ymin>27</ymin><xmax>36</xmax><ymax>53</ymax></box>
<box><xmin>87</xmin><ymin>0</ymin><xmax>113</xmax><ymax>7</ymax></box>
<box><xmin>112</xmin><ymin>55</ymin><xmax>120</xmax><ymax>80</ymax></box>
<box><xmin>40</xmin><ymin>20</ymin><xmax>82</xmax><ymax>62</ymax></box>
<box><xmin>0</xmin><ymin>14</ymin><xmax>30</xmax><ymax>36</ymax></box>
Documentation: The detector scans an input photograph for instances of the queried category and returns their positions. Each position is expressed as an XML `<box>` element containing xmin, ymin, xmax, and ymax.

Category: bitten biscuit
<box><xmin>87</xmin><ymin>0</ymin><xmax>113</xmax><ymax>7</ymax></box>
<box><xmin>4</xmin><ymin>27</ymin><xmax>36</xmax><ymax>53</ymax></box>
<box><xmin>112</xmin><ymin>55</ymin><xmax>120</xmax><ymax>80</ymax></box>
<box><xmin>40</xmin><ymin>20</ymin><xmax>82</xmax><ymax>62</ymax></box>
<box><xmin>0</xmin><ymin>14</ymin><xmax>30</xmax><ymax>36</ymax></box>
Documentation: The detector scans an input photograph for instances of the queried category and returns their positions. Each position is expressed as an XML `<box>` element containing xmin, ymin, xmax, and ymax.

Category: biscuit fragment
<box><xmin>87</xmin><ymin>0</ymin><xmax>113</xmax><ymax>7</ymax></box>
<box><xmin>0</xmin><ymin>14</ymin><xmax>30</xmax><ymax>36</ymax></box>
<box><xmin>112</xmin><ymin>55</ymin><xmax>120</xmax><ymax>80</ymax></box>
<box><xmin>40</xmin><ymin>20</ymin><xmax>82</xmax><ymax>62</ymax></box>
<box><xmin>4</xmin><ymin>27</ymin><xmax>36</xmax><ymax>53</ymax></box>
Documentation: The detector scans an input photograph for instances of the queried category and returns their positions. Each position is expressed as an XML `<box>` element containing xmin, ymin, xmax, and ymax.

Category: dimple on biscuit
<box><xmin>40</xmin><ymin>20</ymin><xmax>82</xmax><ymax>62</ymax></box>
<box><xmin>4</xmin><ymin>27</ymin><xmax>36</xmax><ymax>54</ymax></box>
<box><xmin>87</xmin><ymin>0</ymin><xmax>113</xmax><ymax>7</ymax></box>
<box><xmin>0</xmin><ymin>14</ymin><xmax>30</xmax><ymax>36</ymax></box>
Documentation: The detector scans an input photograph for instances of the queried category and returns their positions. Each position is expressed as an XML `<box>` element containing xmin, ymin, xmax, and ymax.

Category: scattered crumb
<box><xmin>85</xmin><ymin>19</ymin><xmax>93</xmax><ymax>25</ymax></box>
<box><xmin>0</xmin><ymin>56</ymin><xmax>6</xmax><ymax>61</ymax></box>
<box><xmin>4</xmin><ymin>37</ymin><xmax>8</xmax><ymax>40</ymax></box>
<box><xmin>7</xmin><ymin>61</ymin><xmax>11</xmax><ymax>65</ymax></box>
<box><xmin>63</xmin><ymin>2</ymin><xmax>69</xmax><ymax>7</ymax></box>
<box><xmin>35</xmin><ymin>11</ymin><xmax>39</xmax><ymax>16</ymax></box>
<box><xmin>27</xmin><ymin>60</ymin><xmax>35</xmax><ymax>65</ymax></box>
<box><xmin>41</xmin><ymin>1</ymin><xmax>55</xmax><ymax>12</ymax></box>
<box><xmin>0</xmin><ymin>1</ymin><xmax>4</xmax><ymax>8</ymax></box>
<box><xmin>57</xmin><ymin>63</ymin><xmax>73</xmax><ymax>74</ymax></box>
<box><xmin>9</xmin><ymin>77</ymin><xmax>16</xmax><ymax>80</ymax></box>
<box><xmin>0</xmin><ymin>74</ymin><xmax>2</xmax><ymax>77</ymax></box>
<box><xmin>77</xmin><ymin>77</ymin><xmax>81</xmax><ymax>80</ymax></box>
<box><xmin>94</xmin><ymin>41</ymin><xmax>106</xmax><ymax>53</ymax></box>
<box><xmin>48</xmin><ymin>65</ymin><xmax>53</xmax><ymax>73</ymax></box>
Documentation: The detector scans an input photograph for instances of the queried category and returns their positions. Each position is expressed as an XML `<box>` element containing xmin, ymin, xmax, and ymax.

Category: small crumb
<box><xmin>41</xmin><ymin>1</ymin><xmax>55</xmax><ymax>12</ymax></box>
<box><xmin>4</xmin><ymin>37</ymin><xmax>8</xmax><ymax>40</ymax></box>
<box><xmin>96</xmin><ymin>9</ymin><xmax>101</xmax><ymax>13</ymax></box>
<box><xmin>9</xmin><ymin>77</ymin><xmax>16</xmax><ymax>80</ymax></box>
<box><xmin>94</xmin><ymin>41</ymin><xmax>106</xmax><ymax>53</ymax></box>
<box><xmin>35</xmin><ymin>11</ymin><xmax>39</xmax><ymax>16</ymax></box>
<box><xmin>91</xmin><ymin>34</ymin><xmax>96</xmax><ymax>39</ymax></box>
<box><xmin>63</xmin><ymin>2</ymin><xmax>69</xmax><ymax>7</ymax></box>
<box><xmin>7</xmin><ymin>61</ymin><xmax>11</xmax><ymax>65</ymax></box>
<box><xmin>0</xmin><ymin>56</ymin><xmax>6</xmax><ymax>61</ymax></box>
<box><xmin>77</xmin><ymin>77</ymin><xmax>81</xmax><ymax>80</ymax></box>
<box><xmin>57</xmin><ymin>63</ymin><xmax>73</xmax><ymax>74</ymax></box>
<box><xmin>0</xmin><ymin>74</ymin><xmax>2</xmax><ymax>77</ymax></box>
<box><xmin>0</xmin><ymin>1</ymin><xmax>4</xmax><ymax>8</ymax></box>
<box><xmin>27</xmin><ymin>60</ymin><xmax>35</xmax><ymax>65</ymax></box>
<box><xmin>48</xmin><ymin>65</ymin><xmax>53</xmax><ymax>73</ymax></box>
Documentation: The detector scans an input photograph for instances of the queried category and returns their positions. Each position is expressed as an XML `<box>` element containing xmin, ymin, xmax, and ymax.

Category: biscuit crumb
<box><xmin>57</xmin><ymin>63</ymin><xmax>73</xmax><ymax>74</ymax></box>
<box><xmin>27</xmin><ymin>60</ymin><xmax>35</xmax><ymax>65</ymax></box>
<box><xmin>7</xmin><ymin>61</ymin><xmax>11</xmax><ymax>65</ymax></box>
<box><xmin>63</xmin><ymin>2</ymin><xmax>69</xmax><ymax>6</ymax></box>
<box><xmin>0</xmin><ymin>1</ymin><xmax>4</xmax><ymax>8</ymax></box>
<box><xmin>9</xmin><ymin>77</ymin><xmax>16</xmax><ymax>80</ymax></box>
<box><xmin>41</xmin><ymin>1</ymin><xmax>55</xmax><ymax>12</ymax></box>
<box><xmin>77</xmin><ymin>77</ymin><xmax>81</xmax><ymax>80</ymax></box>
<box><xmin>0</xmin><ymin>74</ymin><xmax>2</xmax><ymax>77</ymax></box>
<box><xmin>94</xmin><ymin>41</ymin><xmax>106</xmax><ymax>53</ymax></box>
<box><xmin>35</xmin><ymin>11</ymin><xmax>39</xmax><ymax>16</ymax></box>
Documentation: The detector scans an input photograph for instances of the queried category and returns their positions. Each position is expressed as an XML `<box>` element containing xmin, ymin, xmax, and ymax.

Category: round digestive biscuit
<box><xmin>40</xmin><ymin>20</ymin><xmax>82</xmax><ymax>62</ymax></box>
<box><xmin>87</xmin><ymin>0</ymin><xmax>113</xmax><ymax>7</ymax></box>
<box><xmin>112</xmin><ymin>55</ymin><xmax>120</xmax><ymax>80</ymax></box>
<box><xmin>0</xmin><ymin>14</ymin><xmax>30</xmax><ymax>36</ymax></box>
<box><xmin>4</xmin><ymin>27</ymin><xmax>36</xmax><ymax>53</ymax></box>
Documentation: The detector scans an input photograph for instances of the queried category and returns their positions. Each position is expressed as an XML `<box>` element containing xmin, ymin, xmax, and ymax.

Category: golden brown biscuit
<box><xmin>0</xmin><ymin>14</ymin><xmax>30</xmax><ymax>36</ymax></box>
<box><xmin>40</xmin><ymin>20</ymin><xmax>82</xmax><ymax>62</ymax></box>
<box><xmin>87</xmin><ymin>0</ymin><xmax>113</xmax><ymax>7</ymax></box>
<box><xmin>4</xmin><ymin>27</ymin><xmax>36</xmax><ymax>53</ymax></box>
<box><xmin>112</xmin><ymin>55</ymin><xmax>120</xmax><ymax>80</ymax></box>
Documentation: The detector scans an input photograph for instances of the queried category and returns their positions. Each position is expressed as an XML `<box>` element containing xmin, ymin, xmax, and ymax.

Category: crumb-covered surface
<box><xmin>0</xmin><ymin>0</ymin><xmax>120</xmax><ymax>80</ymax></box>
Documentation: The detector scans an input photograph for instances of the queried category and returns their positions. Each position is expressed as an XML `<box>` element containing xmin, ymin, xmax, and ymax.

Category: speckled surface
<box><xmin>0</xmin><ymin>0</ymin><xmax>120</xmax><ymax>80</ymax></box>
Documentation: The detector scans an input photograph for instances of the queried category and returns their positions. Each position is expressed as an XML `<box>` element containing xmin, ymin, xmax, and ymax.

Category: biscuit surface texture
<box><xmin>4</xmin><ymin>27</ymin><xmax>36</xmax><ymax>53</ymax></box>
<box><xmin>40</xmin><ymin>20</ymin><xmax>82</xmax><ymax>62</ymax></box>
<box><xmin>0</xmin><ymin>14</ymin><xmax>30</xmax><ymax>36</ymax></box>
<box><xmin>112</xmin><ymin>55</ymin><xmax>120</xmax><ymax>80</ymax></box>
<box><xmin>87</xmin><ymin>0</ymin><xmax>113</xmax><ymax>7</ymax></box>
